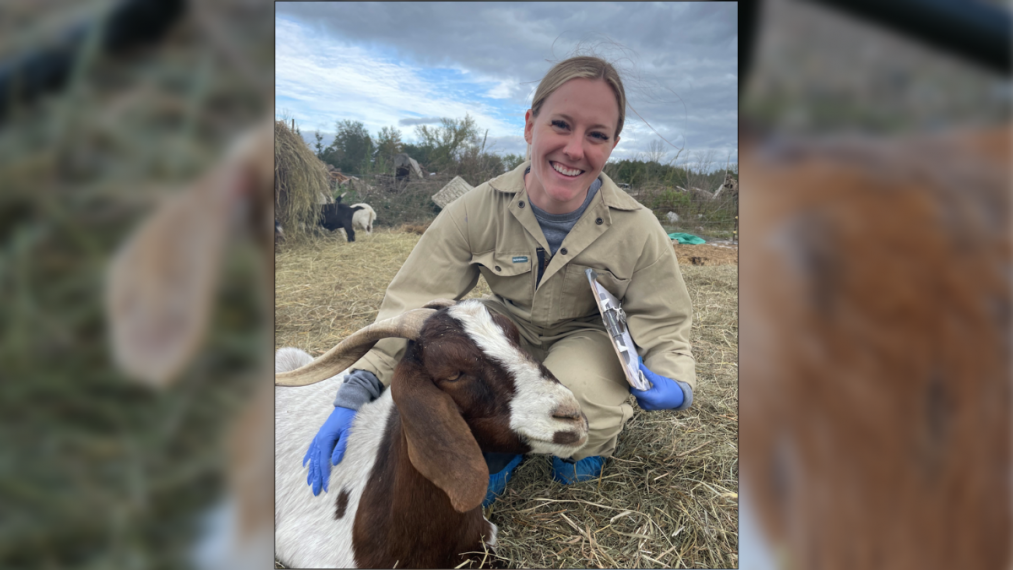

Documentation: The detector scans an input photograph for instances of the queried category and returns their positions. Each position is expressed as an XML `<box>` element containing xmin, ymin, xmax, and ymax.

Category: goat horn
<box><xmin>275</xmin><ymin>307</ymin><xmax>437</xmax><ymax>386</ymax></box>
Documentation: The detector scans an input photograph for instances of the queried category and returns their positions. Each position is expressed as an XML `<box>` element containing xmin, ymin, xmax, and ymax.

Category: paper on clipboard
<box><xmin>585</xmin><ymin>268</ymin><xmax>652</xmax><ymax>391</ymax></box>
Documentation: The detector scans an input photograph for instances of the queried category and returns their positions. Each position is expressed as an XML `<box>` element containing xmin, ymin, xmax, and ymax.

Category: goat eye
<box><xmin>445</xmin><ymin>372</ymin><xmax>462</xmax><ymax>382</ymax></box>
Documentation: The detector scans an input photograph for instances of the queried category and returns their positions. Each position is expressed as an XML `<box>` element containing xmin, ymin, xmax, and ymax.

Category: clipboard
<box><xmin>585</xmin><ymin>268</ymin><xmax>652</xmax><ymax>391</ymax></box>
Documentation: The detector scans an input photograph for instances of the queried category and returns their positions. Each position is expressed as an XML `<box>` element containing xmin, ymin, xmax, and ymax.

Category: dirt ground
<box><xmin>673</xmin><ymin>242</ymin><xmax>739</xmax><ymax>266</ymax></box>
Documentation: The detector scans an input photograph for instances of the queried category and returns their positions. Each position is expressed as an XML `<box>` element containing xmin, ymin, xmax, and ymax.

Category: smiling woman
<box><xmin>283</xmin><ymin>54</ymin><xmax>700</xmax><ymax>565</ymax></box>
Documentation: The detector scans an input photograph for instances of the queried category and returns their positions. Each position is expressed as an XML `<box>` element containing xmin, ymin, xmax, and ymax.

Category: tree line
<box><xmin>308</xmin><ymin>114</ymin><xmax>523</xmax><ymax>185</ymax></box>
<box><xmin>297</xmin><ymin>113</ymin><xmax>735</xmax><ymax>192</ymax></box>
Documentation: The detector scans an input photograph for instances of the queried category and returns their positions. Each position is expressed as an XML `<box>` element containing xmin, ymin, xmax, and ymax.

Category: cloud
<box><xmin>275</xmin><ymin>2</ymin><xmax>737</xmax><ymax>162</ymax></box>
<box><xmin>398</xmin><ymin>117</ymin><xmax>445</xmax><ymax>127</ymax></box>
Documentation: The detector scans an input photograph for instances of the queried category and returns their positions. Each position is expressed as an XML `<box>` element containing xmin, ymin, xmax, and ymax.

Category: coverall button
<box><xmin>518</xmin><ymin>201</ymin><xmax>525</xmax><ymax>208</ymax></box>
<box><xmin>495</xmin><ymin>266</ymin><xmax>501</xmax><ymax>272</ymax></box>
<box><xmin>560</xmin><ymin>248</ymin><xmax>568</xmax><ymax>255</ymax></box>
<box><xmin>595</xmin><ymin>217</ymin><xmax>604</xmax><ymax>225</ymax></box>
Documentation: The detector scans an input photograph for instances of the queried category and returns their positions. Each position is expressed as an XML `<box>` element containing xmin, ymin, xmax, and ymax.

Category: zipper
<box><xmin>535</xmin><ymin>247</ymin><xmax>551</xmax><ymax>289</ymax></box>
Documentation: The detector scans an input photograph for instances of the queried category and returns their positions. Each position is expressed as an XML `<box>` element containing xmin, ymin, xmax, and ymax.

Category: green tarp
<box><xmin>668</xmin><ymin>232</ymin><xmax>705</xmax><ymax>245</ymax></box>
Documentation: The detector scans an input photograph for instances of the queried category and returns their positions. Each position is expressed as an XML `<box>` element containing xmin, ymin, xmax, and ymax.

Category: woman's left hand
<box><xmin>632</xmin><ymin>360</ymin><xmax>686</xmax><ymax>411</ymax></box>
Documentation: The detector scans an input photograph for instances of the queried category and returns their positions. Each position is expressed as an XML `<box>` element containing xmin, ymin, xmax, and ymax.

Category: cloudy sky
<box><xmin>276</xmin><ymin>2</ymin><xmax>738</xmax><ymax>170</ymax></box>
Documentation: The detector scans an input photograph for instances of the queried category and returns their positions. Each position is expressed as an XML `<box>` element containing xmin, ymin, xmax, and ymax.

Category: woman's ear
<box><xmin>524</xmin><ymin>109</ymin><xmax>534</xmax><ymax>145</ymax></box>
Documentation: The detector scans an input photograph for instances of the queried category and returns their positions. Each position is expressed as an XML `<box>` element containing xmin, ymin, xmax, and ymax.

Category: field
<box><xmin>275</xmin><ymin>228</ymin><xmax>738</xmax><ymax>569</ymax></box>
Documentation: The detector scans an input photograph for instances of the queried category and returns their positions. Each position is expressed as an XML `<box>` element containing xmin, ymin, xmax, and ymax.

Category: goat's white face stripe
<box><xmin>447</xmin><ymin>301</ymin><xmax>586</xmax><ymax>457</ymax></box>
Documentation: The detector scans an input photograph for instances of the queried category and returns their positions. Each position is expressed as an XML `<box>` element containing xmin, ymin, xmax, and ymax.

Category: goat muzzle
<box><xmin>551</xmin><ymin>402</ymin><xmax>583</xmax><ymax>421</ymax></box>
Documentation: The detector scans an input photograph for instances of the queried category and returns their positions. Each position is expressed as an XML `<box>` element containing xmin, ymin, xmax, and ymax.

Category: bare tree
<box><xmin>647</xmin><ymin>138</ymin><xmax>667</xmax><ymax>164</ymax></box>
<box><xmin>683</xmin><ymin>149</ymin><xmax>718</xmax><ymax>190</ymax></box>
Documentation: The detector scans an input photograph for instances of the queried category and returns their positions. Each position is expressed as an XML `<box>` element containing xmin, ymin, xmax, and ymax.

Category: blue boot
<box><xmin>482</xmin><ymin>453</ymin><xmax>524</xmax><ymax>509</ymax></box>
<box><xmin>552</xmin><ymin>455</ymin><xmax>606</xmax><ymax>484</ymax></box>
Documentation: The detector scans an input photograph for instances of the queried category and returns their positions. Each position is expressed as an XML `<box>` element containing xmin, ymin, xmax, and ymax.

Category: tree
<box><xmin>332</xmin><ymin>119</ymin><xmax>373</xmax><ymax>176</ymax></box>
<box><xmin>647</xmin><ymin>138</ymin><xmax>667</xmax><ymax>165</ymax></box>
<box><xmin>682</xmin><ymin>149</ymin><xmax>719</xmax><ymax>191</ymax></box>
<box><xmin>314</xmin><ymin>131</ymin><xmax>324</xmax><ymax>155</ymax></box>
<box><xmin>374</xmin><ymin>126</ymin><xmax>404</xmax><ymax>173</ymax></box>
<box><xmin>501</xmin><ymin>153</ymin><xmax>525</xmax><ymax>171</ymax></box>
<box><xmin>413</xmin><ymin>114</ymin><xmax>480</xmax><ymax>172</ymax></box>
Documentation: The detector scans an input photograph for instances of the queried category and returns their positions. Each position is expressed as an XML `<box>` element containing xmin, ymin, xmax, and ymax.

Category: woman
<box><xmin>303</xmin><ymin>56</ymin><xmax>695</xmax><ymax>507</ymax></box>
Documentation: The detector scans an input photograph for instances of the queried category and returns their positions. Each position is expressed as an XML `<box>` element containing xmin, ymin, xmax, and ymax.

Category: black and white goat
<box><xmin>275</xmin><ymin>299</ymin><xmax>590</xmax><ymax>569</ymax></box>
<box><xmin>319</xmin><ymin>202</ymin><xmax>364</xmax><ymax>242</ymax></box>
<box><xmin>350</xmin><ymin>203</ymin><xmax>376</xmax><ymax>236</ymax></box>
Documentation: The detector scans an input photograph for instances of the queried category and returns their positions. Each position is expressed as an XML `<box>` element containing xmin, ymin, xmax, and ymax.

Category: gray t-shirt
<box><xmin>526</xmin><ymin>167</ymin><xmax>602</xmax><ymax>255</ymax></box>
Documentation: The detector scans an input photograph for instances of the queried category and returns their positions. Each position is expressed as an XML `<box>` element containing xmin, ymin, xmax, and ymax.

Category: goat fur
<box><xmin>740</xmin><ymin>126</ymin><xmax>1011</xmax><ymax>569</ymax></box>
<box><xmin>350</xmin><ymin>203</ymin><xmax>376</xmax><ymax>235</ymax></box>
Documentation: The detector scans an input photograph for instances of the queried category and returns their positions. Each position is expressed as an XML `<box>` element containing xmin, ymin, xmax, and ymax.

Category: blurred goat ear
<box><xmin>105</xmin><ymin>162</ymin><xmax>246</xmax><ymax>387</ymax></box>
<box><xmin>392</xmin><ymin>360</ymin><xmax>488</xmax><ymax>513</ymax></box>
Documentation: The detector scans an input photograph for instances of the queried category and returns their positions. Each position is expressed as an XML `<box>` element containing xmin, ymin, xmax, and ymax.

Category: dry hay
<box><xmin>275</xmin><ymin>120</ymin><xmax>330</xmax><ymax>243</ymax></box>
<box><xmin>275</xmin><ymin>230</ymin><xmax>738</xmax><ymax>568</ymax></box>
<box><xmin>673</xmin><ymin>243</ymin><xmax>739</xmax><ymax>266</ymax></box>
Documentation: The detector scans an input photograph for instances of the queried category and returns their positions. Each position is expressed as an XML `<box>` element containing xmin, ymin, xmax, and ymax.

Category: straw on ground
<box><xmin>275</xmin><ymin>228</ymin><xmax>738</xmax><ymax>569</ymax></box>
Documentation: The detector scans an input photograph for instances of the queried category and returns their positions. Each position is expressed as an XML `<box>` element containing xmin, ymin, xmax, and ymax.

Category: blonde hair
<box><xmin>530</xmin><ymin>56</ymin><xmax>627</xmax><ymax>139</ymax></box>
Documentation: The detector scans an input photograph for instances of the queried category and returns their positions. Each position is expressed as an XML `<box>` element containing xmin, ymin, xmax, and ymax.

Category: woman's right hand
<box><xmin>303</xmin><ymin>406</ymin><xmax>357</xmax><ymax>495</ymax></box>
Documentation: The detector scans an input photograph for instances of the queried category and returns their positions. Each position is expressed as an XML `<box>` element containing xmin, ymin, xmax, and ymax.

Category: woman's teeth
<box><xmin>551</xmin><ymin>162</ymin><xmax>582</xmax><ymax>177</ymax></box>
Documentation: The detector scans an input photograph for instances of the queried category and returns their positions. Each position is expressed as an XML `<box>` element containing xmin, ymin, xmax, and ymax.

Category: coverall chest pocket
<box><xmin>562</xmin><ymin>263</ymin><xmax>631</xmax><ymax>319</ymax></box>
<box><xmin>471</xmin><ymin>251</ymin><xmax>534</xmax><ymax>308</ymax></box>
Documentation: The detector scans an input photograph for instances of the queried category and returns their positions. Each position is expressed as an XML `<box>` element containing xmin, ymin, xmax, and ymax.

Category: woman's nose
<box><xmin>563</xmin><ymin>135</ymin><xmax>584</xmax><ymax>161</ymax></box>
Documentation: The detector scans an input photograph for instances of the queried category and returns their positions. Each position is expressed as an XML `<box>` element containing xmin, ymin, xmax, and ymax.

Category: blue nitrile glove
<box><xmin>632</xmin><ymin>357</ymin><xmax>686</xmax><ymax>411</ymax></box>
<box><xmin>303</xmin><ymin>406</ymin><xmax>357</xmax><ymax>495</ymax></box>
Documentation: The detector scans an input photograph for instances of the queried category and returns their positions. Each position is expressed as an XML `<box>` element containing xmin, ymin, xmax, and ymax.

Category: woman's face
<box><xmin>524</xmin><ymin>78</ymin><xmax>621</xmax><ymax>215</ymax></box>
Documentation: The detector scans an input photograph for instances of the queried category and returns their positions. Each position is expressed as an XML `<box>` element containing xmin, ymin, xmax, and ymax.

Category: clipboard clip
<box><xmin>603</xmin><ymin>305</ymin><xmax>628</xmax><ymax>342</ymax></box>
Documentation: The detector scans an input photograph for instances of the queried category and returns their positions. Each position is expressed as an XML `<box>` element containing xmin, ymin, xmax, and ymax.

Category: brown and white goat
<box><xmin>275</xmin><ymin>299</ymin><xmax>591</xmax><ymax>569</ymax></box>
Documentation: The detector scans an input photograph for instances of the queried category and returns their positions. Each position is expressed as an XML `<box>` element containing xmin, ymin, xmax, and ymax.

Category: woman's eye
<box><xmin>551</xmin><ymin>120</ymin><xmax>569</xmax><ymax>130</ymax></box>
<box><xmin>591</xmin><ymin>131</ymin><xmax>609</xmax><ymax>141</ymax></box>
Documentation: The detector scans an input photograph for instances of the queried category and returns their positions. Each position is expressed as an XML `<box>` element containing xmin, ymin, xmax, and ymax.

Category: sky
<box><xmin>276</xmin><ymin>2</ymin><xmax>738</xmax><ymax>171</ymax></box>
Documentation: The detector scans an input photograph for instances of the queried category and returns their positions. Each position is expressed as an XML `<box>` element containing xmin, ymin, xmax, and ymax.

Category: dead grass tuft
<box><xmin>275</xmin><ymin>230</ymin><xmax>738</xmax><ymax>568</ymax></box>
<box><xmin>398</xmin><ymin>222</ymin><xmax>431</xmax><ymax>235</ymax></box>
<box><xmin>674</xmin><ymin>243</ymin><xmax>739</xmax><ymax>266</ymax></box>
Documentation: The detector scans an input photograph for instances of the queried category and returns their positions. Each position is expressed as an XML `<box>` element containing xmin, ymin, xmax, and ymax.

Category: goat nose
<box><xmin>552</xmin><ymin>402</ymin><xmax>582</xmax><ymax>420</ymax></box>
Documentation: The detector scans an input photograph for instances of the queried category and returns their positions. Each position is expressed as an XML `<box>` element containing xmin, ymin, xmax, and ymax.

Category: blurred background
<box><xmin>0</xmin><ymin>0</ymin><xmax>1009</xmax><ymax>569</ymax></box>
<box><xmin>0</xmin><ymin>0</ymin><xmax>272</xmax><ymax>568</ymax></box>
<box><xmin>740</xmin><ymin>0</ymin><xmax>1010</xmax><ymax>569</ymax></box>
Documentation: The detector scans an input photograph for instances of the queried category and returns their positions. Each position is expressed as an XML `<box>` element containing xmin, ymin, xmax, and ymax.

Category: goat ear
<box><xmin>391</xmin><ymin>363</ymin><xmax>489</xmax><ymax>513</ymax></box>
<box><xmin>105</xmin><ymin>163</ymin><xmax>246</xmax><ymax>387</ymax></box>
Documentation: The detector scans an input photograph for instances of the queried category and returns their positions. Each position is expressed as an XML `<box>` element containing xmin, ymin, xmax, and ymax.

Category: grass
<box><xmin>275</xmin><ymin>228</ymin><xmax>738</xmax><ymax>569</ymax></box>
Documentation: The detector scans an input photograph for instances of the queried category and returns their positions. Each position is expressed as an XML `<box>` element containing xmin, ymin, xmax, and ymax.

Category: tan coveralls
<box><xmin>351</xmin><ymin>161</ymin><xmax>696</xmax><ymax>459</ymax></box>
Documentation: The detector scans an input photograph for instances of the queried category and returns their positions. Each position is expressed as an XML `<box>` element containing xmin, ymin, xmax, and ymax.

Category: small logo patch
<box><xmin>512</xmin><ymin>256</ymin><xmax>529</xmax><ymax>263</ymax></box>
